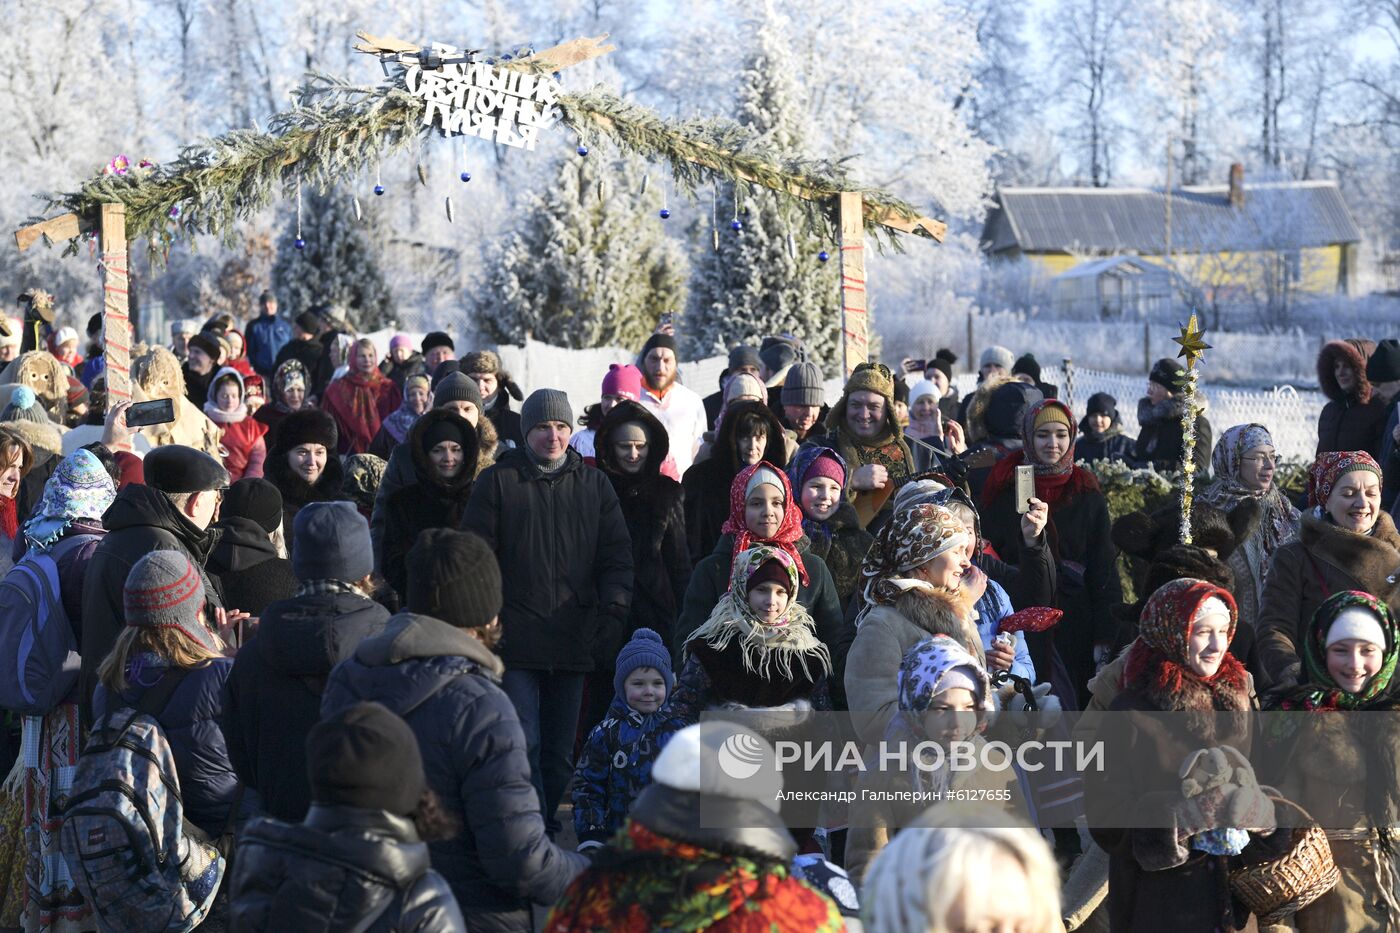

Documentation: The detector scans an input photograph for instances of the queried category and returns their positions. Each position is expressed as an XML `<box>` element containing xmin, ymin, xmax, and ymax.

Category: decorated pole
<box><xmin>99</xmin><ymin>203</ymin><xmax>133</xmax><ymax>411</ymax></box>
<box><xmin>838</xmin><ymin>192</ymin><xmax>868</xmax><ymax>376</ymax></box>
<box><xmin>1173</xmin><ymin>313</ymin><xmax>1210</xmax><ymax>544</ymax></box>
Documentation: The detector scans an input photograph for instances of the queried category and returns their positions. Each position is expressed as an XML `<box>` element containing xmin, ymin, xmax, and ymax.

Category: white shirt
<box><xmin>640</xmin><ymin>381</ymin><xmax>707</xmax><ymax>475</ymax></box>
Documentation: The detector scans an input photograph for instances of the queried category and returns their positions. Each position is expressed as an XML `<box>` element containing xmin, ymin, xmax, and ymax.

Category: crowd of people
<box><xmin>0</xmin><ymin>288</ymin><xmax>1399</xmax><ymax>932</ymax></box>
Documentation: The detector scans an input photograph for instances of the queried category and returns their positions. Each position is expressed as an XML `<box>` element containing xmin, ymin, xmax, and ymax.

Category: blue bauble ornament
<box><xmin>460</xmin><ymin>172</ymin><xmax>472</xmax><ymax>182</ymax></box>
<box><xmin>659</xmin><ymin>208</ymin><xmax>671</xmax><ymax>219</ymax></box>
<box><xmin>577</xmin><ymin>145</ymin><xmax>589</xmax><ymax>157</ymax></box>
<box><xmin>373</xmin><ymin>184</ymin><xmax>385</xmax><ymax>196</ymax></box>
<box><xmin>294</xmin><ymin>237</ymin><xmax>306</xmax><ymax>250</ymax></box>
<box><xmin>730</xmin><ymin>219</ymin><xmax>743</xmax><ymax>232</ymax></box>
<box><xmin>818</xmin><ymin>250</ymin><xmax>830</xmax><ymax>262</ymax></box>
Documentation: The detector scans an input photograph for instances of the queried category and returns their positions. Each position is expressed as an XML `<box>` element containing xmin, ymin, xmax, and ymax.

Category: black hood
<box><xmin>266</xmin><ymin>449</ymin><xmax>346</xmax><ymax>508</ymax></box>
<box><xmin>713</xmin><ymin>399</ymin><xmax>789</xmax><ymax>477</ymax></box>
<box><xmin>596</xmin><ymin>399</ymin><xmax>671</xmax><ymax>481</ymax></box>
<box><xmin>102</xmin><ymin>482</ymin><xmax>214</xmax><ymax>560</ymax></box>
<box><xmin>406</xmin><ymin>408</ymin><xmax>480</xmax><ymax>494</ymax></box>
<box><xmin>208</xmin><ymin>516</ymin><xmax>278</xmax><ymax>574</ymax></box>
<box><xmin>256</xmin><ymin>590</ymin><xmax>389</xmax><ymax>679</ymax></box>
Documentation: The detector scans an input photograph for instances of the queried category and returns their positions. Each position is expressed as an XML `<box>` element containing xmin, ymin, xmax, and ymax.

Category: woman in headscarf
<box><xmin>981</xmin><ymin>398</ymin><xmax>1121</xmax><ymax>708</ymax></box>
<box><xmin>1257</xmin><ymin>450</ymin><xmax>1400</xmax><ymax>695</ymax></box>
<box><xmin>369</xmin><ymin>372</ymin><xmax>431</xmax><ymax>461</ymax></box>
<box><xmin>320</xmin><ymin>338</ymin><xmax>402</xmax><ymax>456</ymax></box>
<box><xmin>785</xmin><ymin>446</ymin><xmax>873</xmax><ymax>609</ymax></box>
<box><xmin>843</xmin><ymin>504</ymin><xmax>987</xmax><ymax>745</ymax></box>
<box><xmin>14</xmin><ymin>449</ymin><xmax>115</xmax><ymax>932</ymax></box>
<box><xmin>254</xmin><ymin>359</ymin><xmax>310</xmax><ymax>441</ymax></box>
<box><xmin>1196</xmin><ymin>423</ymin><xmax>1300</xmax><ymax>634</ymax></box>
<box><xmin>203</xmin><ymin>366</ymin><xmax>268</xmax><ymax>482</ymax></box>
<box><xmin>1088</xmin><ymin>579</ymin><xmax>1269</xmax><ymax>933</ymax></box>
<box><xmin>673</xmin><ymin>463</ymin><xmax>843</xmax><ymax>685</ymax></box>
<box><xmin>1265</xmin><ymin>591</ymin><xmax>1400</xmax><ymax>932</ymax></box>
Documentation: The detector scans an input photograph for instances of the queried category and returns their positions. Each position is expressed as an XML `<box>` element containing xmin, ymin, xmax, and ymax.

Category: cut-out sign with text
<box><xmin>403</xmin><ymin>46</ymin><xmax>562</xmax><ymax>151</ymax></box>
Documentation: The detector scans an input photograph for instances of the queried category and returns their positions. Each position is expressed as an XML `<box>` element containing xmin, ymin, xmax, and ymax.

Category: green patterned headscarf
<box><xmin>1285</xmin><ymin>590</ymin><xmax>1398</xmax><ymax>710</ymax></box>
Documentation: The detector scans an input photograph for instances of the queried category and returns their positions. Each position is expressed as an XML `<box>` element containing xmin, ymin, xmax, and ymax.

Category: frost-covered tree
<box><xmin>685</xmin><ymin>3</ymin><xmax>840</xmax><ymax>368</ymax></box>
<box><xmin>1048</xmin><ymin>0</ymin><xmax>1133</xmax><ymax>186</ymax></box>
<box><xmin>478</xmin><ymin>150</ymin><xmax>688</xmax><ymax>349</ymax></box>
<box><xmin>272</xmin><ymin>187</ymin><xmax>395</xmax><ymax>330</ymax></box>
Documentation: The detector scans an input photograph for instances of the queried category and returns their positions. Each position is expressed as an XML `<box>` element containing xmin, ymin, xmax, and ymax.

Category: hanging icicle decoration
<box><xmin>352</xmin><ymin>194</ymin><xmax>362</xmax><ymax>222</ymax></box>
<box><xmin>417</xmin><ymin>163</ymin><xmax>429</xmax><ymax>186</ymax></box>
<box><xmin>711</xmin><ymin>188</ymin><xmax>719</xmax><ymax>251</ymax></box>
<box><xmin>293</xmin><ymin>180</ymin><xmax>305</xmax><ymax>250</ymax></box>
<box><xmin>445</xmin><ymin>196</ymin><xmax>455</xmax><ymax>223</ymax></box>
<box><xmin>640</xmin><ymin>173</ymin><xmax>650</xmax><ymax>197</ymax></box>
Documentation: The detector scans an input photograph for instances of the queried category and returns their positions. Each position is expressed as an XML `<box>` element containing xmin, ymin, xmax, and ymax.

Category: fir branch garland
<box><xmin>30</xmin><ymin>67</ymin><xmax>937</xmax><ymax>259</ymax></box>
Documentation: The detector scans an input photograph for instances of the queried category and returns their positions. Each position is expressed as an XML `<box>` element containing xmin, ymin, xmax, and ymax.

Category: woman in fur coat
<box><xmin>1257</xmin><ymin>451</ymin><xmax>1400</xmax><ymax>695</ymax></box>
<box><xmin>1316</xmin><ymin>338</ymin><xmax>1389</xmax><ymax>458</ymax></box>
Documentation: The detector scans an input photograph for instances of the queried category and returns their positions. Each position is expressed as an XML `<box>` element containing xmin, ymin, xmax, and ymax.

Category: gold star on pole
<box><xmin>1174</xmin><ymin>313</ymin><xmax>1211</xmax><ymax>370</ymax></box>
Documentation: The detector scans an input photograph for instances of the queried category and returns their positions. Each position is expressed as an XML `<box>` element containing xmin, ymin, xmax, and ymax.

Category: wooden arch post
<box><xmin>838</xmin><ymin>192</ymin><xmax>867</xmax><ymax>376</ymax></box>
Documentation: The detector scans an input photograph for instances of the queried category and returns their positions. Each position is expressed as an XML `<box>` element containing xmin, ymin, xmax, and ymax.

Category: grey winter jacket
<box><xmin>321</xmin><ymin>613</ymin><xmax>587</xmax><ymax>921</ymax></box>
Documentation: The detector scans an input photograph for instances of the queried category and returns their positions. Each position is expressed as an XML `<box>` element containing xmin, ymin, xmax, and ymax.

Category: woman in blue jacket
<box><xmin>93</xmin><ymin>549</ymin><xmax>256</xmax><ymax>837</ymax></box>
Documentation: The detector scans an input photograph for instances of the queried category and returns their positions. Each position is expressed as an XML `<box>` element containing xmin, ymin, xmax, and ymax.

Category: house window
<box><xmin>1285</xmin><ymin>250</ymin><xmax>1301</xmax><ymax>282</ymax></box>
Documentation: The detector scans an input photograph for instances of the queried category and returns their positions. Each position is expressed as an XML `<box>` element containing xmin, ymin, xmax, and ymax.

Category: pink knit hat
<box><xmin>601</xmin><ymin>363</ymin><xmax>643</xmax><ymax>401</ymax></box>
<box><xmin>801</xmin><ymin>450</ymin><xmax>846</xmax><ymax>488</ymax></box>
<box><xmin>389</xmin><ymin>334</ymin><xmax>413</xmax><ymax>352</ymax></box>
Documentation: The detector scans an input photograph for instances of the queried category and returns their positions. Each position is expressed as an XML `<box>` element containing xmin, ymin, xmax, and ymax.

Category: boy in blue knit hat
<box><xmin>571</xmin><ymin>628</ymin><xmax>688</xmax><ymax>851</ymax></box>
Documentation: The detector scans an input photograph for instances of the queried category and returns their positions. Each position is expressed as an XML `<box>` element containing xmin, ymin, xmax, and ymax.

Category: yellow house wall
<box><xmin>1023</xmin><ymin>245</ymin><xmax>1345</xmax><ymax>293</ymax></box>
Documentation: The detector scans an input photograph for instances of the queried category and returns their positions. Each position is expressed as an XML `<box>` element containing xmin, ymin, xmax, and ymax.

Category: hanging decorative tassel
<box><xmin>293</xmin><ymin>180</ymin><xmax>305</xmax><ymax>250</ymax></box>
<box><xmin>352</xmin><ymin>195</ymin><xmax>362</xmax><ymax>222</ymax></box>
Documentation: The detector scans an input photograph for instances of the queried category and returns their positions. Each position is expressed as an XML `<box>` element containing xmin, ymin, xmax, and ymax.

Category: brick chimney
<box><xmin>1228</xmin><ymin>163</ymin><xmax>1245</xmax><ymax>209</ymax></box>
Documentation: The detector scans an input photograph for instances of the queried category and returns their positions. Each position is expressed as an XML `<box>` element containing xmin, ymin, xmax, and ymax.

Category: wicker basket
<box><xmin>1228</xmin><ymin>796</ymin><xmax>1340</xmax><ymax>925</ymax></box>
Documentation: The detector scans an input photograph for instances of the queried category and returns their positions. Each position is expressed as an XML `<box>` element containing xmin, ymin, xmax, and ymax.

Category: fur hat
<box><xmin>274</xmin><ymin>408</ymin><xmax>338</xmax><ymax>453</ymax></box>
<box><xmin>1113</xmin><ymin>499</ymin><xmax>1261</xmax><ymax>566</ymax></box>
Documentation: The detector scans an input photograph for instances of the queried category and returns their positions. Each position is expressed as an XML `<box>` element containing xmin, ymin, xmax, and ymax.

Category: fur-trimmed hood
<box><xmin>0</xmin><ymin>417</ymin><xmax>63</xmax><ymax>461</ymax></box>
<box><xmin>963</xmin><ymin>374</ymin><xmax>1015</xmax><ymax>446</ymax></box>
<box><xmin>405</xmin><ymin>408</ymin><xmax>480</xmax><ymax>496</ymax></box>
<box><xmin>891</xmin><ymin>584</ymin><xmax>983</xmax><ymax>659</ymax></box>
<box><xmin>1317</xmin><ymin>338</ymin><xmax>1375</xmax><ymax>404</ymax></box>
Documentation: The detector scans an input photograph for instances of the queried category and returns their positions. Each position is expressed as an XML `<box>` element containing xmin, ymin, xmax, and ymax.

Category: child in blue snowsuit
<box><xmin>571</xmin><ymin>628</ymin><xmax>688</xmax><ymax>851</ymax></box>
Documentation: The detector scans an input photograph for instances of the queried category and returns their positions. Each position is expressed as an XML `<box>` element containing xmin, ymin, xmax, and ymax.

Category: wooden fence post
<box><xmin>838</xmin><ymin>192</ymin><xmax>867</xmax><ymax>376</ymax></box>
<box><xmin>100</xmin><ymin>203</ymin><xmax>132</xmax><ymax>411</ymax></box>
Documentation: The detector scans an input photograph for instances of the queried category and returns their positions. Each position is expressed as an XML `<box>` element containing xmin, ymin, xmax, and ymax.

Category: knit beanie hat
<box><xmin>759</xmin><ymin>340</ymin><xmax>797</xmax><ymax>374</ymax></box>
<box><xmin>187</xmin><ymin>331</ymin><xmax>223</xmax><ymax>362</ymax></box>
<box><xmin>801</xmin><ymin>450</ymin><xmax>846</xmax><ymax>489</ymax></box>
<box><xmin>461</xmin><ymin>349</ymin><xmax>501</xmax><ymax>375</ymax></box>
<box><xmin>909</xmin><ymin>379</ymin><xmax>940</xmax><ymax>406</ymax></box>
<box><xmin>342</xmin><ymin>454</ymin><xmax>386</xmax><ymax>512</ymax></box>
<box><xmin>724</xmin><ymin>372</ymin><xmax>767</xmax><ymax>406</ymax></box>
<box><xmin>222</xmin><ymin>477</ymin><xmax>283</xmax><ymax>533</ymax></box>
<box><xmin>307</xmin><ymin>702</ymin><xmax>426</xmax><ymax>817</ymax></box>
<box><xmin>728</xmin><ymin>345</ymin><xmax>762</xmax><ymax>373</ymax></box>
<box><xmin>421</xmin><ymin>331</ymin><xmax>454</xmax><ymax>354</ymax></box>
<box><xmin>1032</xmin><ymin>402</ymin><xmax>1073</xmax><ymax>432</ymax></box>
<box><xmin>420</xmin><ymin>414</ymin><xmax>475</xmax><ymax>457</ymax></box>
<box><xmin>406</xmin><ymin>529</ymin><xmax>502</xmax><ymax>631</ymax></box>
<box><xmin>53</xmin><ymin>326</ymin><xmax>78</xmax><ymax>348</ymax></box>
<box><xmin>520</xmin><ymin>388</ymin><xmax>572</xmax><ymax>432</ymax></box>
<box><xmin>292</xmin><ymin>502</ymin><xmax>372</xmax><ymax>583</ymax></box>
<box><xmin>1325</xmin><ymin>606</ymin><xmax>1388</xmax><ymax>649</ymax></box>
<box><xmin>600</xmin><ymin>363</ymin><xmax>643</xmax><ymax>401</ymax></box>
<box><xmin>613</xmin><ymin>627</ymin><xmax>674</xmax><ymax>699</ymax></box>
<box><xmin>745</xmin><ymin>464</ymin><xmax>786</xmax><ymax>498</ymax></box>
<box><xmin>1086</xmin><ymin>392</ymin><xmax>1118</xmax><ymax>419</ymax></box>
<box><xmin>1149</xmin><ymin>358</ymin><xmax>1184</xmax><ymax>392</ymax></box>
<box><xmin>781</xmin><ymin>361</ymin><xmax>825</xmax><ymax>407</ymax></box>
<box><xmin>433</xmin><ymin>371</ymin><xmax>482</xmax><ymax>409</ymax></box>
<box><xmin>1013</xmin><ymin>353</ymin><xmax>1042</xmax><ymax>382</ymax></box>
<box><xmin>122</xmin><ymin>550</ymin><xmax>220</xmax><ymax>653</ymax></box>
<box><xmin>650</xmin><ymin>721</ymin><xmax>783</xmax><ymax>811</ymax></box>
<box><xmin>746</xmin><ymin>557</ymin><xmax>794</xmax><ymax>595</ymax></box>
<box><xmin>1367</xmin><ymin>339</ymin><xmax>1400</xmax><ymax>383</ymax></box>
<box><xmin>980</xmin><ymin>345</ymin><xmax>1015</xmax><ymax>371</ymax></box>
<box><xmin>0</xmin><ymin>386</ymin><xmax>49</xmax><ymax>425</ymax></box>
<box><xmin>640</xmin><ymin>332</ymin><xmax>679</xmax><ymax>359</ymax></box>
<box><xmin>842</xmin><ymin>361</ymin><xmax>895</xmax><ymax>410</ymax></box>
<box><xmin>926</xmin><ymin>356</ymin><xmax>953</xmax><ymax>381</ymax></box>
<box><xmin>276</xmin><ymin>408</ymin><xmax>338</xmax><ymax>453</ymax></box>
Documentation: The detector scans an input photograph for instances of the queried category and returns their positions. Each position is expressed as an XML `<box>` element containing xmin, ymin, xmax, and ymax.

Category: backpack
<box><xmin>0</xmin><ymin>534</ymin><xmax>97</xmax><ymax>715</ymax></box>
<box><xmin>61</xmin><ymin>669</ymin><xmax>225</xmax><ymax>933</ymax></box>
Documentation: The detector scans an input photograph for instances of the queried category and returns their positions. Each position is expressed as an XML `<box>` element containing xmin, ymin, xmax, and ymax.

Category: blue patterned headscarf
<box><xmin>22</xmin><ymin>448</ymin><xmax>115</xmax><ymax>552</ymax></box>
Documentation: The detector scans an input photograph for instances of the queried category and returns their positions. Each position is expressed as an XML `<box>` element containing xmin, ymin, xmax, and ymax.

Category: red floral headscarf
<box><xmin>1307</xmin><ymin>450</ymin><xmax>1382</xmax><ymax>508</ymax></box>
<box><xmin>1122</xmin><ymin>578</ymin><xmax>1249</xmax><ymax>713</ymax></box>
<box><xmin>722</xmin><ymin>463</ymin><xmax>808</xmax><ymax>585</ymax></box>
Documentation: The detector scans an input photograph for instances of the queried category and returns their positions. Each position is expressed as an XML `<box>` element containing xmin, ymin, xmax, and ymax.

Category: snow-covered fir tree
<box><xmin>684</xmin><ymin>3</ymin><xmax>840</xmax><ymax>369</ymax></box>
<box><xmin>271</xmin><ymin>187</ymin><xmax>395</xmax><ymax>330</ymax></box>
<box><xmin>478</xmin><ymin>150</ymin><xmax>688</xmax><ymax>349</ymax></box>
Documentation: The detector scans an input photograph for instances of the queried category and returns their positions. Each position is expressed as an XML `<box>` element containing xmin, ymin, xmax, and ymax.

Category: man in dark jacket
<box><xmin>323</xmin><ymin>529</ymin><xmax>587</xmax><ymax>931</ymax></box>
<box><xmin>79</xmin><ymin>445</ymin><xmax>230</xmax><ymax>725</ymax></box>
<box><xmin>230</xmin><ymin>701</ymin><xmax>467</xmax><ymax>932</ymax></box>
<box><xmin>245</xmin><ymin>290</ymin><xmax>293</xmax><ymax>379</ymax></box>
<box><xmin>273</xmin><ymin>311</ymin><xmax>324</xmax><ymax>380</ymax></box>
<box><xmin>460</xmin><ymin>388</ymin><xmax>633</xmax><ymax>835</ymax></box>
<box><xmin>462</xmin><ymin>349</ymin><xmax>524</xmax><ymax>448</ymax></box>
<box><xmin>207</xmin><ymin>477</ymin><xmax>297</xmax><ymax>616</ymax></box>
<box><xmin>223</xmin><ymin>501</ymin><xmax>390</xmax><ymax>822</ymax></box>
<box><xmin>1133</xmin><ymin>357</ymin><xmax>1212</xmax><ymax>476</ymax></box>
